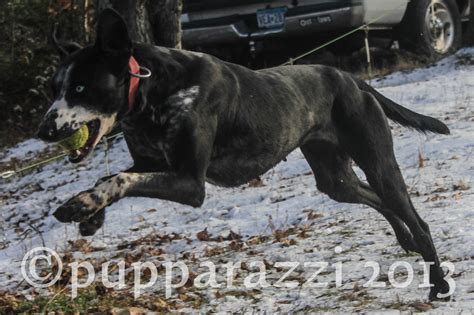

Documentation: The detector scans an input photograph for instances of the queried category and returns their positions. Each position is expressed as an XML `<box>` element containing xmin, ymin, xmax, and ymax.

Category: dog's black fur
<box><xmin>38</xmin><ymin>9</ymin><xmax>451</xmax><ymax>300</ymax></box>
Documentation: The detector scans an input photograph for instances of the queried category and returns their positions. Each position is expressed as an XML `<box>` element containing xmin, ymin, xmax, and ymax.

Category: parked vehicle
<box><xmin>181</xmin><ymin>0</ymin><xmax>472</xmax><ymax>64</ymax></box>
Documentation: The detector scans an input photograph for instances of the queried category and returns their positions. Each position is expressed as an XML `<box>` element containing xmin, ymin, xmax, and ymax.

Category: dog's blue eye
<box><xmin>75</xmin><ymin>86</ymin><xmax>85</xmax><ymax>93</ymax></box>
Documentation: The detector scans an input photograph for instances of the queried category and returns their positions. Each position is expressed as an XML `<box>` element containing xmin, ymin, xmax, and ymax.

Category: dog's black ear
<box><xmin>51</xmin><ymin>23</ymin><xmax>82</xmax><ymax>58</ymax></box>
<box><xmin>96</xmin><ymin>8</ymin><xmax>131</xmax><ymax>55</ymax></box>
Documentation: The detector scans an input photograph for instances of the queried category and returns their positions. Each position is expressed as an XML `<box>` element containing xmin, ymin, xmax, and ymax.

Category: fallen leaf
<box><xmin>453</xmin><ymin>180</ymin><xmax>470</xmax><ymax>191</ymax></box>
<box><xmin>197</xmin><ymin>228</ymin><xmax>210</xmax><ymax>241</ymax></box>
<box><xmin>410</xmin><ymin>302</ymin><xmax>432</xmax><ymax>312</ymax></box>
<box><xmin>307</xmin><ymin>210</ymin><xmax>323</xmax><ymax>220</ymax></box>
<box><xmin>418</xmin><ymin>151</ymin><xmax>425</xmax><ymax>168</ymax></box>
<box><xmin>248</xmin><ymin>178</ymin><xmax>265</xmax><ymax>187</ymax></box>
<box><xmin>432</xmin><ymin>187</ymin><xmax>448</xmax><ymax>193</ymax></box>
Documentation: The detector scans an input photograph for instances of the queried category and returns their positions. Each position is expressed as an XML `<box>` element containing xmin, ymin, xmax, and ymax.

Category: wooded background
<box><xmin>0</xmin><ymin>0</ymin><xmax>182</xmax><ymax>148</ymax></box>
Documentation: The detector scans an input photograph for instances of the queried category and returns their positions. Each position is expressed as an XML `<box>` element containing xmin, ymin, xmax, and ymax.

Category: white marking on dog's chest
<box><xmin>174</xmin><ymin>86</ymin><xmax>200</xmax><ymax>109</ymax></box>
<box><xmin>151</xmin><ymin>85</ymin><xmax>200</xmax><ymax>125</ymax></box>
<box><xmin>176</xmin><ymin>86</ymin><xmax>200</xmax><ymax>101</ymax></box>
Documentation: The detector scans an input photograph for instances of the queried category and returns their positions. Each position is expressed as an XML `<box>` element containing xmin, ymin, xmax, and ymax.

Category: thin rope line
<box><xmin>103</xmin><ymin>137</ymin><xmax>111</xmax><ymax>176</ymax></box>
<box><xmin>0</xmin><ymin>132</ymin><xmax>124</xmax><ymax>179</ymax></box>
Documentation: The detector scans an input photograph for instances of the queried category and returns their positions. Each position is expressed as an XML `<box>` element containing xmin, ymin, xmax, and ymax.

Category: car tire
<box><xmin>397</xmin><ymin>0</ymin><xmax>462</xmax><ymax>58</ymax></box>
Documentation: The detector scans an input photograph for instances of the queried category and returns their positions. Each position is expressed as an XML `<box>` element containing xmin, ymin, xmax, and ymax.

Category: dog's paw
<box><xmin>79</xmin><ymin>209</ymin><xmax>106</xmax><ymax>236</ymax></box>
<box><xmin>429</xmin><ymin>279</ymin><xmax>451</xmax><ymax>301</ymax></box>
<box><xmin>400</xmin><ymin>237</ymin><xmax>420</xmax><ymax>254</ymax></box>
<box><xmin>53</xmin><ymin>190</ymin><xmax>103</xmax><ymax>223</ymax></box>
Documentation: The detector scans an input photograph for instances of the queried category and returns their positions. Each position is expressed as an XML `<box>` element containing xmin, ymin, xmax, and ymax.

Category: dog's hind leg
<box><xmin>337</xmin><ymin>91</ymin><xmax>450</xmax><ymax>300</ymax></box>
<box><xmin>300</xmin><ymin>143</ymin><xmax>419</xmax><ymax>253</ymax></box>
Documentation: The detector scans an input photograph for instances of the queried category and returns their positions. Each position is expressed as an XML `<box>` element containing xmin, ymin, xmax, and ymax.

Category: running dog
<box><xmin>37</xmin><ymin>9</ymin><xmax>451</xmax><ymax>299</ymax></box>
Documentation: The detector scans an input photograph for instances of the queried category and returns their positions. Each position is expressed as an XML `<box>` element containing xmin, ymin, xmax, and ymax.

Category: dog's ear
<box><xmin>51</xmin><ymin>23</ymin><xmax>82</xmax><ymax>58</ymax></box>
<box><xmin>96</xmin><ymin>8</ymin><xmax>131</xmax><ymax>55</ymax></box>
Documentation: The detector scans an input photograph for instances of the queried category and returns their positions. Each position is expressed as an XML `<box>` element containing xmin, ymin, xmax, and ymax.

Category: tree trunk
<box><xmin>93</xmin><ymin>0</ymin><xmax>181</xmax><ymax>48</ymax></box>
<box><xmin>94</xmin><ymin>0</ymin><xmax>152</xmax><ymax>43</ymax></box>
<box><xmin>148</xmin><ymin>0</ymin><xmax>182</xmax><ymax>48</ymax></box>
<box><xmin>84</xmin><ymin>0</ymin><xmax>94</xmax><ymax>42</ymax></box>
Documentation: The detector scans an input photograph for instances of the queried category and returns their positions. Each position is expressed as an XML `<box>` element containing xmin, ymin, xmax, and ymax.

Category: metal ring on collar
<box><xmin>130</xmin><ymin>66</ymin><xmax>152</xmax><ymax>78</ymax></box>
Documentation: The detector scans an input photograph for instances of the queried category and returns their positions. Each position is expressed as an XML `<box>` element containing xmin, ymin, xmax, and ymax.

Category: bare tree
<box><xmin>148</xmin><ymin>0</ymin><xmax>182</xmax><ymax>48</ymax></box>
<box><xmin>93</xmin><ymin>0</ymin><xmax>182</xmax><ymax>48</ymax></box>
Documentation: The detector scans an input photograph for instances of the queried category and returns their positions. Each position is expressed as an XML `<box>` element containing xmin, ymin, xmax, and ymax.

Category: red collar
<box><xmin>127</xmin><ymin>56</ymin><xmax>141</xmax><ymax>114</ymax></box>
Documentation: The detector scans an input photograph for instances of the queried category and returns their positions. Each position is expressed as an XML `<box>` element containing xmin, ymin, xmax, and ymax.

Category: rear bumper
<box><xmin>182</xmin><ymin>5</ymin><xmax>364</xmax><ymax>47</ymax></box>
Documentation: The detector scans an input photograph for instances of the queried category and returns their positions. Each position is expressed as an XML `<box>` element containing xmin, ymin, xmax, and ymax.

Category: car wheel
<box><xmin>398</xmin><ymin>0</ymin><xmax>462</xmax><ymax>58</ymax></box>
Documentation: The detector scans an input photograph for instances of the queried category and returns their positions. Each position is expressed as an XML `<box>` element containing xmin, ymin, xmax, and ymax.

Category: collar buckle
<box><xmin>129</xmin><ymin>66</ymin><xmax>152</xmax><ymax>78</ymax></box>
<box><xmin>127</xmin><ymin>56</ymin><xmax>151</xmax><ymax>114</ymax></box>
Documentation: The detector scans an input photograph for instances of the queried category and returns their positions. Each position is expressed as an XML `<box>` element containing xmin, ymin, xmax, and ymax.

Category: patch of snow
<box><xmin>1</xmin><ymin>139</ymin><xmax>51</xmax><ymax>162</ymax></box>
<box><xmin>0</xmin><ymin>49</ymin><xmax>473</xmax><ymax>312</ymax></box>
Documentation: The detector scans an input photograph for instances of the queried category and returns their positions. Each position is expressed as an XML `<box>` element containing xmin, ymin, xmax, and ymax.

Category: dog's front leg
<box><xmin>54</xmin><ymin>112</ymin><xmax>216</xmax><ymax>225</ymax></box>
<box><xmin>53</xmin><ymin>172</ymin><xmax>205</xmax><ymax>223</ymax></box>
<box><xmin>78</xmin><ymin>158</ymin><xmax>173</xmax><ymax>235</ymax></box>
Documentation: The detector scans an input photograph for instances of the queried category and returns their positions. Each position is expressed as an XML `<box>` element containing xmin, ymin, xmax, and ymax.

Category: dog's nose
<box><xmin>37</xmin><ymin>119</ymin><xmax>60</xmax><ymax>142</ymax></box>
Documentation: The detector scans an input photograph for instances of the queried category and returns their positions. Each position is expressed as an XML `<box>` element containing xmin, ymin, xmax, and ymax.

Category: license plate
<box><xmin>256</xmin><ymin>7</ymin><xmax>287</xmax><ymax>29</ymax></box>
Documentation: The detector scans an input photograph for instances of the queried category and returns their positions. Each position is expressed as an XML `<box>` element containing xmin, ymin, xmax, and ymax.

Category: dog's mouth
<box><xmin>68</xmin><ymin>119</ymin><xmax>102</xmax><ymax>163</ymax></box>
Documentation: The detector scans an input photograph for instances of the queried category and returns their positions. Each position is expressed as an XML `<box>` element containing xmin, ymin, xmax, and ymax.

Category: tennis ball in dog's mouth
<box><xmin>58</xmin><ymin>125</ymin><xmax>89</xmax><ymax>150</ymax></box>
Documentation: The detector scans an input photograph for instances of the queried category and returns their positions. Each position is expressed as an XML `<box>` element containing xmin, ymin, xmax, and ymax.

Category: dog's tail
<box><xmin>356</xmin><ymin>79</ymin><xmax>450</xmax><ymax>135</ymax></box>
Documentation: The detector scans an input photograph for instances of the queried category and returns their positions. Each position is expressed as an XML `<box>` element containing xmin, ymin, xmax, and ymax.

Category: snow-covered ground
<box><xmin>0</xmin><ymin>49</ymin><xmax>473</xmax><ymax>313</ymax></box>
